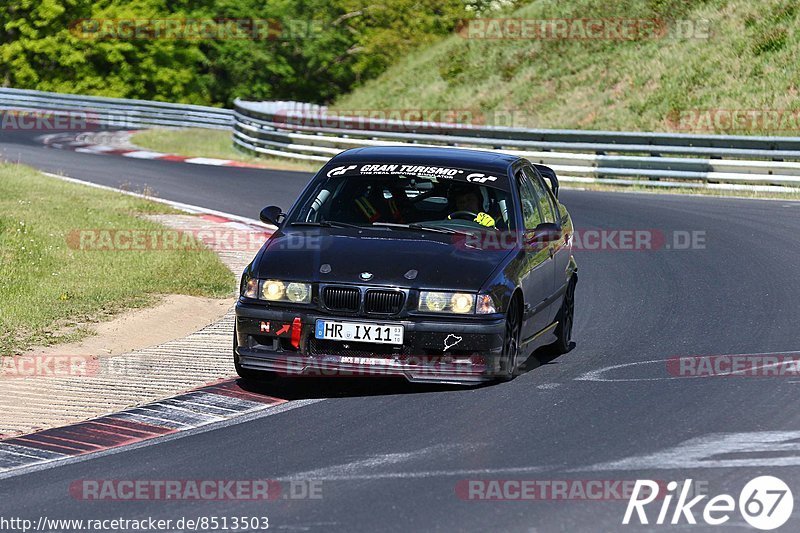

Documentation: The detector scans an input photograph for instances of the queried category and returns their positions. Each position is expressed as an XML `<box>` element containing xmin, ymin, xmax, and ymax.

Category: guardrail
<box><xmin>233</xmin><ymin>99</ymin><xmax>800</xmax><ymax>192</ymax></box>
<box><xmin>2</xmin><ymin>88</ymin><xmax>799</xmax><ymax>192</ymax></box>
<box><xmin>0</xmin><ymin>87</ymin><xmax>232</xmax><ymax>130</ymax></box>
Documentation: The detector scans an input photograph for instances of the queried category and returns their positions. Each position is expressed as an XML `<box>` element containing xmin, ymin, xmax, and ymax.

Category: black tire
<box><xmin>550</xmin><ymin>278</ymin><xmax>576</xmax><ymax>355</ymax></box>
<box><xmin>233</xmin><ymin>329</ymin><xmax>277</xmax><ymax>383</ymax></box>
<box><xmin>499</xmin><ymin>296</ymin><xmax>522</xmax><ymax>381</ymax></box>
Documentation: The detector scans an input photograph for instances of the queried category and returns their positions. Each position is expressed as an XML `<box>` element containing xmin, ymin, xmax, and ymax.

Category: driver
<box><xmin>448</xmin><ymin>185</ymin><xmax>496</xmax><ymax>228</ymax></box>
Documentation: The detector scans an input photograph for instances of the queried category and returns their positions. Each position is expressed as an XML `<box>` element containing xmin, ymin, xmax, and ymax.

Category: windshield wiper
<box><xmin>371</xmin><ymin>222</ymin><xmax>472</xmax><ymax>236</ymax></box>
<box><xmin>290</xmin><ymin>221</ymin><xmax>364</xmax><ymax>229</ymax></box>
<box><xmin>293</xmin><ymin>221</ymin><xmax>473</xmax><ymax>235</ymax></box>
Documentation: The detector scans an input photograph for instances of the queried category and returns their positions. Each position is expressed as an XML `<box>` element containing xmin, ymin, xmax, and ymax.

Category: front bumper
<box><xmin>234</xmin><ymin>301</ymin><xmax>506</xmax><ymax>384</ymax></box>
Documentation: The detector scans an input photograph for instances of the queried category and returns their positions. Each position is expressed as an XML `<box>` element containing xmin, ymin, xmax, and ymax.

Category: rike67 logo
<box><xmin>623</xmin><ymin>477</ymin><xmax>793</xmax><ymax>530</ymax></box>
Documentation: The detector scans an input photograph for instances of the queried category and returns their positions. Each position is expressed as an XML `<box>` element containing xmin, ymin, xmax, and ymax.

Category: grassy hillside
<box><xmin>333</xmin><ymin>0</ymin><xmax>800</xmax><ymax>135</ymax></box>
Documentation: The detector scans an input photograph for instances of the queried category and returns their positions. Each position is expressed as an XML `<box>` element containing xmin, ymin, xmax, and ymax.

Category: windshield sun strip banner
<box><xmin>324</xmin><ymin>163</ymin><xmax>510</xmax><ymax>191</ymax></box>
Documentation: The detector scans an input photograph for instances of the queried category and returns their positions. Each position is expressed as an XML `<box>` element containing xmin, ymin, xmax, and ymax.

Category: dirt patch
<box><xmin>23</xmin><ymin>294</ymin><xmax>233</xmax><ymax>358</ymax></box>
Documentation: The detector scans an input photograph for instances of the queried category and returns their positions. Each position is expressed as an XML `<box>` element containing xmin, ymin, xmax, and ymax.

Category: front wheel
<box><xmin>498</xmin><ymin>298</ymin><xmax>522</xmax><ymax>381</ymax></box>
<box><xmin>549</xmin><ymin>278</ymin><xmax>576</xmax><ymax>355</ymax></box>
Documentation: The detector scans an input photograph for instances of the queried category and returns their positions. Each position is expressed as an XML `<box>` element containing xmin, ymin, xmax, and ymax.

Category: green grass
<box><xmin>131</xmin><ymin>128</ymin><xmax>322</xmax><ymax>173</ymax></box>
<box><xmin>0</xmin><ymin>163</ymin><xmax>234</xmax><ymax>356</ymax></box>
<box><xmin>333</xmin><ymin>0</ymin><xmax>800</xmax><ymax>136</ymax></box>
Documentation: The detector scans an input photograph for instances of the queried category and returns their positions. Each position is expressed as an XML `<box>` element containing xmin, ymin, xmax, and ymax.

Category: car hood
<box><xmin>254</xmin><ymin>228</ymin><xmax>514</xmax><ymax>290</ymax></box>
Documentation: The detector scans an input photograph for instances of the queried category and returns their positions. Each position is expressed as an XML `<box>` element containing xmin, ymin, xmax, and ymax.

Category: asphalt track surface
<box><xmin>3</xmin><ymin>130</ymin><xmax>800</xmax><ymax>531</ymax></box>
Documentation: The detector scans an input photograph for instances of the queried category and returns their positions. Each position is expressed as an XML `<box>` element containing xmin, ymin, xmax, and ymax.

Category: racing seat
<box><xmin>487</xmin><ymin>198</ymin><xmax>508</xmax><ymax>230</ymax></box>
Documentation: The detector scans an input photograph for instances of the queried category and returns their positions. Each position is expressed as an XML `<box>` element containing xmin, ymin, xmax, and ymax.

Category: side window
<box><xmin>523</xmin><ymin>167</ymin><xmax>556</xmax><ymax>224</ymax></box>
<box><xmin>516</xmin><ymin>170</ymin><xmax>544</xmax><ymax>230</ymax></box>
<box><xmin>539</xmin><ymin>173</ymin><xmax>561</xmax><ymax>222</ymax></box>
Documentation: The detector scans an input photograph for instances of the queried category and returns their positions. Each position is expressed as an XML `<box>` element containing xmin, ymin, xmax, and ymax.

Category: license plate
<box><xmin>315</xmin><ymin>320</ymin><xmax>403</xmax><ymax>345</ymax></box>
<box><xmin>339</xmin><ymin>356</ymin><xmax>395</xmax><ymax>366</ymax></box>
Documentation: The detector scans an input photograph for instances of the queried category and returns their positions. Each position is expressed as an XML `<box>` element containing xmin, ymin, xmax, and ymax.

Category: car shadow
<box><xmin>516</xmin><ymin>340</ymin><xmax>577</xmax><ymax>375</ymax></box>
<box><xmin>235</xmin><ymin>341</ymin><xmax>577</xmax><ymax>400</ymax></box>
<box><xmin>235</xmin><ymin>375</ymin><xmax>490</xmax><ymax>400</ymax></box>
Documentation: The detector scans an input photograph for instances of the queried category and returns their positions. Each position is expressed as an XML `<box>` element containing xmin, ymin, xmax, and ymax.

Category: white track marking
<box><xmin>576</xmin><ymin>430</ymin><xmax>800</xmax><ymax>471</ymax></box>
<box><xmin>185</xmin><ymin>157</ymin><xmax>233</xmax><ymax>165</ymax></box>
<box><xmin>576</xmin><ymin>351</ymin><xmax>800</xmax><ymax>382</ymax></box>
<box><xmin>75</xmin><ymin>145</ymin><xmax>117</xmax><ymax>154</ymax></box>
<box><xmin>536</xmin><ymin>383</ymin><xmax>561</xmax><ymax>390</ymax></box>
<box><xmin>279</xmin><ymin>465</ymin><xmax>549</xmax><ymax>481</ymax></box>
<box><xmin>575</xmin><ymin>359</ymin><xmax>693</xmax><ymax>382</ymax></box>
<box><xmin>279</xmin><ymin>443</ymin><xmax>553</xmax><ymax>481</ymax></box>
<box><xmin>283</xmin><ymin>444</ymin><xmax>463</xmax><ymax>480</ymax></box>
<box><xmin>120</xmin><ymin>150</ymin><xmax>166</xmax><ymax>159</ymax></box>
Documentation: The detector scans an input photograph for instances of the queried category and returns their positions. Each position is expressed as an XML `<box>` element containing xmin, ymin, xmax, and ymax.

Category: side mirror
<box><xmin>533</xmin><ymin>164</ymin><xmax>559</xmax><ymax>198</ymax></box>
<box><xmin>526</xmin><ymin>222</ymin><xmax>562</xmax><ymax>247</ymax></box>
<box><xmin>259</xmin><ymin>205</ymin><xmax>284</xmax><ymax>226</ymax></box>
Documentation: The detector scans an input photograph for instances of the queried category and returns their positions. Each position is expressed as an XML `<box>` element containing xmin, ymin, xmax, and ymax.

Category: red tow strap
<box><xmin>291</xmin><ymin>317</ymin><xmax>302</xmax><ymax>349</ymax></box>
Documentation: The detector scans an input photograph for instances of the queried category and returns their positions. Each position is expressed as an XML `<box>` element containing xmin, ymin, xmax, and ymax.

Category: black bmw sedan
<box><xmin>234</xmin><ymin>146</ymin><xmax>577</xmax><ymax>384</ymax></box>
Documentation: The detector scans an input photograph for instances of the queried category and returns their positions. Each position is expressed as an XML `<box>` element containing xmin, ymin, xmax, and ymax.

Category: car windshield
<box><xmin>288</xmin><ymin>163</ymin><xmax>516</xmax><ymax>231</ymax></box>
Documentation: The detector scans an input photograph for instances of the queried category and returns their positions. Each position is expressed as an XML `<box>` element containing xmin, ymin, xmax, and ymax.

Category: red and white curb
<box><xmin>0</xmin><ymin>379</ymin><xmax>286</xmax><ymax>475</ymax></box>
<box><xmin>38</xmin><ymin>131</ymin><xmax>266</xmax><ymax>169</ymax></box>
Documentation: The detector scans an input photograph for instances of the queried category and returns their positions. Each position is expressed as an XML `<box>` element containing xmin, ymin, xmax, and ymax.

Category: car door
<box><xmin>516</xmin><ymin>168</ymin><xmax>557</xmax><ymax>341</ymax></box>
<box><xmin>524</xmin><ymin>165</ymin><xmax>567</xmax><ymax>324</ymax></box>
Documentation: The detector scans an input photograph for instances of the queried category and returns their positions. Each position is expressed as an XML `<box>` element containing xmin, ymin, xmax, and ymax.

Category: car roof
<box><xmin>328</xmin><ymin>146</ymin><xmax>522</xmax><ymax>174</ymax></box>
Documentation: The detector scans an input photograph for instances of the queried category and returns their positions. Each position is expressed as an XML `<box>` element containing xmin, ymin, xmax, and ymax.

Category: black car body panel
<box><xmin>235</xmin><ymin>146</ymin><xmax>577</xmax><ymax>384</ymax></box>
<box><xmin>253</xmin><ymin>228</ymin><xmax>515</xmax><ymax>289</ymax></box>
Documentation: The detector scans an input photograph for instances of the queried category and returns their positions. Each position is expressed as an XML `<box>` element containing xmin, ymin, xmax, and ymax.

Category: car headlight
<box><xmin>419</xmin><ymin>291</ymin><xmax>475</xmax><ymax>314</ymax></box>
<box><xmin>450</xmin><ymin>293</ymin><xmax>474</xmax><ymax>314</ymax></box>
<box><xmin>241</xmin><ymin>278</ymin><xmax>312</xmax><ymax>304</ymax></box>
<box><xmin>420</xmin><ymin>291</ymin><xmax>448</xmax><ymax>312</ymax></box>
<box><xmin>286</xmin><ymin>282</ymin><xmax>311</xmax><ymax>303</ymax></box>
<box><xmin>262</xmin><ymin>280</ymin><xmax>286</xmax><ymax>301</ymax></box>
